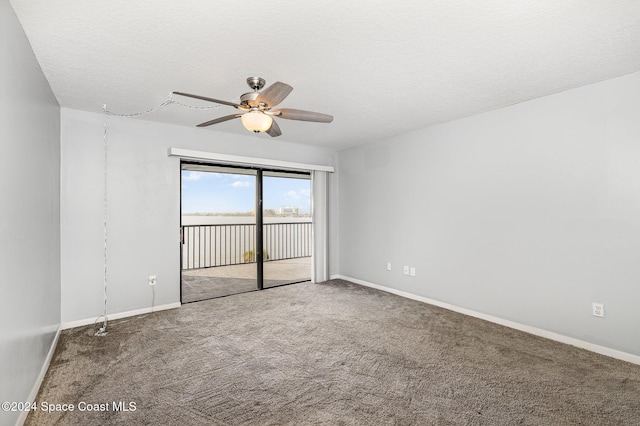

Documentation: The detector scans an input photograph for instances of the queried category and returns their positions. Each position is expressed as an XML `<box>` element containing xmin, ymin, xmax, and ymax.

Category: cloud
<box><xmin>231</xmin><ymin>180</ymin><xmax>252</xmax><ymax>188</ymax></box>
<box><xmin>182</xmin><ymin>171</ymin><xmax>220</xmax><ymax>181</ymax></box>
<box><xmin>284</xmin><ymin>189</ymin><xmax>310</xmax><ymax>200</ymax></box>
<box><xmin>285</xmin><ymin>190</ymin><xmax>300</xmax><ymax>199</ymax></box>
<box><xmin>183</xmin><ymin>171</ymin><xmax>204</xmax><ymax>181</ymax></box>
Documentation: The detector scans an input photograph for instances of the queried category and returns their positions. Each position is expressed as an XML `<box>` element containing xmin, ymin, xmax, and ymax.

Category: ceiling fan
<box><xmin>173</xmin><ymin>77</ymin><xmax>333</xmax><ymax>137</ymax></box>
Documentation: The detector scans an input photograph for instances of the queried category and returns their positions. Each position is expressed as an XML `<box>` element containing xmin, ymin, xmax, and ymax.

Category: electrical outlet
<box><xmin>403</xmin><ymin>266</ymin><xmax>409</xmax><ymax>275</ymax></box>
<box><xmin>149</xmin><ymin>275</ymin><xmax>157</xmax><ymax>286</ymax></box>
<box><xmin>592</xmin><ymin>302</ymin><xmax>604</xmax><ymax>318</ymax></box>
<box><xmin>410</xmin><ymin>267</ymin><xmax>416</xmax><ymax>277</ymax></box>
<box><xmin>387</xmin><ymin>262</ymin><xmax>392</xmax><ymax>271</ymax></box>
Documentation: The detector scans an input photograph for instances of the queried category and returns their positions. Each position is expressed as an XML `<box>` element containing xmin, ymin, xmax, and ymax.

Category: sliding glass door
<box><xmin>181</xmin><ymin>164</ymin><xmax>257</xmax><ymax>301</ymax></box>
<box><xmin>180</xmin><ymin>162</ymin><xmax>311</xmax><ymax>303</ymax></box>
<box><xmin>262</xmin><ymin>171</ymin><xmax>312</xmax><ymax>288</ymax></box>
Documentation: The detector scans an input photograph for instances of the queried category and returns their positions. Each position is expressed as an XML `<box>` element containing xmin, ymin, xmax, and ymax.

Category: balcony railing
<box><xmin>181</xmin><ymin>222</ymin><xmax>312</xmax><ymax>270</ymax></box>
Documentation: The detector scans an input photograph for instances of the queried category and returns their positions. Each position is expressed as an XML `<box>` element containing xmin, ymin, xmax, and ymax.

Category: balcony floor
<box><xmin>181</xmin><ymin>257</ymin><xmax>311</xmax><ymax>303</ymax></box>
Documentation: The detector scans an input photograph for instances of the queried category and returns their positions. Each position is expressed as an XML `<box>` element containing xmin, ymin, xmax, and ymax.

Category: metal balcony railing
<box><xmin>181</xmin><ymin>222</ymin><xmax>312</xmax><ymax>270</ymax></box>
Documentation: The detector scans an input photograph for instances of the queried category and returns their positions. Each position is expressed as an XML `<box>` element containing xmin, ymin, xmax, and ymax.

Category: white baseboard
<box><xmin>18</xmin><ymin>325</ymin><xmax>61</xmax><ymax>426</ymax></box>
<box><xmin>61</xmin><ymin>302</ymin><xmax>181</xmax><ymax>330</ymax></box>
<box><xmin>331</xmin><ymin>274</ymin><xmax>640</xmax><ymax>366</ymax></box>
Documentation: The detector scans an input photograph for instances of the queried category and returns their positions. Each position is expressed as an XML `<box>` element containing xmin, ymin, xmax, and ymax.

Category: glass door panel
<box><xmin>262</xmin><ymin>171</ymin><xmax>312</xmax><ymax>288</ymax></box>
<box><xmin>181</xmin><ymin>164</ymin><xmax>257</xmax><ymax>302</ymax></box>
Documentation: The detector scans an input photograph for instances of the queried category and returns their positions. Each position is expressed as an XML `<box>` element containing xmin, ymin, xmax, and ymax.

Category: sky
<box><xmin>181</xmin><ymin>170</ymin><xmax>311</xmax><ymax>214</ymax></box>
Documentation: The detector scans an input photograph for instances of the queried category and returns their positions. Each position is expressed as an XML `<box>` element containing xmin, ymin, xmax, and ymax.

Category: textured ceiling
<box><xmin>10</xmin><ymin>0</ymin><xmax>640</xmax><ymax>150</ymax></box>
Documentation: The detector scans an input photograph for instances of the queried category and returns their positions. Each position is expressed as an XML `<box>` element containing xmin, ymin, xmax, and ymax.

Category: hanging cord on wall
<box><xmin>93</xmin><ymin>95</ymin><xmax>219</xmax><ymax>336</ymax></box>
<box><xmin>94</xmin><ymin>118</ymin><xmax>109</xmax><ymax>336</ymax></box>
<box><xmin>102</xmin><ymin>93</ymin><xmax>221</xmax><ymax>117</ymax></box>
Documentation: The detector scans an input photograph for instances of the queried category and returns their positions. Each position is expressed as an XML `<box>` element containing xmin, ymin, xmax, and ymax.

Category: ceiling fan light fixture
<box><xmin>241</xmin><ymin>110</ymin><xmax>273</xmax><ymax>133</ymax></box>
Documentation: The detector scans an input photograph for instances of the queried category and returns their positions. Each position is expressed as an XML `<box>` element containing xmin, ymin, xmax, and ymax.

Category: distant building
<box><xmin>278</xmin><ymin>206</ymin><xmax>299</xmax><ymax>216</ymax></box>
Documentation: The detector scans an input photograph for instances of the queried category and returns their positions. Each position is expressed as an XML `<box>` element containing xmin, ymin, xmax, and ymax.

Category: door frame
<box><xmin>179</xmin><ymin>160</ymin><xmax>311</xmax><ymax>303</ymax></box>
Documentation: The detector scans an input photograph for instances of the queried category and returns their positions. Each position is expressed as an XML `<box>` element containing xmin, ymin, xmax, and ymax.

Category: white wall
<box><xmin>60</xmin><ymin>108</ymin><xmax>337</xmax><ymax>323</ymax></box>
<box><xmin>0</xmin><ymin>1</ymin><xmax>61</xmax><ymax>425</ymax></box>
<box><xmin>338</xmin><ymin>71</ymin><xmax>640</xmax><ymax>357</ymax></box>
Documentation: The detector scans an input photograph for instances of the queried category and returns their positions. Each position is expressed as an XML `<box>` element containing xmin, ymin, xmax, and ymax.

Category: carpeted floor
<box><xmin>27</xmin><ymin>279</ymin><xmax>640</xmax><ymax>425</ymax></box>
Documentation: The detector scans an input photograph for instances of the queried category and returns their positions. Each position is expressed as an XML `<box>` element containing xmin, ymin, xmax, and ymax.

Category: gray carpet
<box><xmin>27</xmin><ymin>279</ymin><xmax>640</xmax><ymax>425</ymax></box>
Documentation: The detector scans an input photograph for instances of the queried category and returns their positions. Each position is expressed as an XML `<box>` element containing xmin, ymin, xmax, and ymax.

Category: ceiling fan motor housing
<box><xmin>240</xmin><ymin>91</ymin><xmax>261</xmax><ymax>108</ymax></box>
<box><xmin>240</xmin><ymin>77</ymin><xmax>268</xmax><ymax>108</ymax></box>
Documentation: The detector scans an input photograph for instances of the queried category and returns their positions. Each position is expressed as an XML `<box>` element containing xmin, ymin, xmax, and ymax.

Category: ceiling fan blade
<box><xmin>256</xmin><ymin>82</ymin><xmax>293</xmax><ymax>108</ymax></box>
<box><xmin>196</xmin><ymin>114</ymin><xmax>241</xmax><ymax>127</ymax></box>
<box><xmin>266</xmin><ymin>119</ymin><xmax>282</xmax><ymax>137</ymax></box>
<box><xmin>173</xmin><ymin>91</ymin><xmax>240</xmax><ymax>108</ymax></box>
<box><xmin>274</xmin><ymin>108</ymin><xmax>333</xmax><ymax>123</ymax></box>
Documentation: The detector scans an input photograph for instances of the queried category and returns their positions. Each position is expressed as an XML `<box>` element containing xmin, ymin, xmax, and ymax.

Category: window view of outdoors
<box><xmin>262</xmin><ymin>174</ymin><xmax>312</xmax><ymax>288</ymax></box>
<box><xmin>181</xmin><ymin>167</ymin><xmax>311</xmax><ymax>302</ymax></box>
<box><xmin>181</xmin><ymin>170</ymin><xmax>311</xmax><ymax>223</ymax></box>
